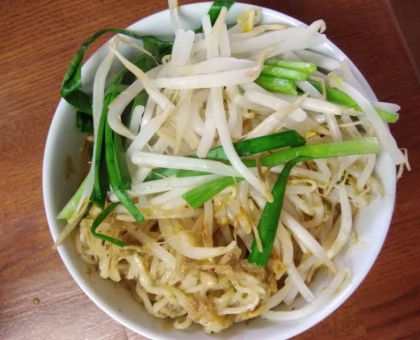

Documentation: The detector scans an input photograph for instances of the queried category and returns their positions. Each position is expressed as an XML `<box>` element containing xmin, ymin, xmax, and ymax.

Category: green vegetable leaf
<box><xmin>76</xmin><ymin>111</ymin><xmax>94</xmax><ymax>133</ymax></box>
<box><xmin>206</xmin><ymin>130</ymin><xmax>306</xmax><ymax>161</ymax></box>
<box><xmin>142</xmin><ymin>36</ymin><xmax>174</xmax><ymax>61</ymax></box>
<box><xmin>248</xmin><ymin>156</ymin><xmax>309</xmax><ymax>267</ymax></box>
<box><xmin>145</xmin><ymin>131</ymin><xmax>306</xmax><ymax>181</ymax></box>
<box><xmin>105</xmin><ymin>121</ymin><xmax>144</xmax><ymax>222</ymax></box>
<box><xmin>307</xmin><ymin>78</ymin><xmax>399</xmax><ymax>123</ymax></box>
<box><xmin>61</xmin><ymin>28</ymin><xmax>169</xmax><ymax>114</ymax></box>
<box><xmin>90</xmin><ymin>92</ymin><xmax>116</xmax><ymax>209</ymax></box>
<box><xmin>255</xmin><ymin>75</ymin><xmax>298</xmax><ymax>95</ymax></box>
<box><xmin>208</xmin><ymin>0</ymin><xmax>235</xmax><ymax>25</ymax></box>
<box><xmin>259</xmin><ymin>138</ymin><xmax>380</xmax><ymax>167</ymax></box>
<box><xmin>265</xmin><ymin>58</ymin><xmax>317</xmax><ymax>74</ymax></box>
<box><xmin>91</xmin><ymin>202</ymin><xmax>126</xmax><ymax>247</ymax></box>
<box><xmin>183</xmin><ymin>176</ymin><xmax>244</xmax><ymax>209</ymax></box>
<box><xmin>261</xmin><ymin>65</ymin><xmax>309</xmax><ymax>81</ymax></box>
<box><xmin>58</xmin><ymin>178</ymin><xmax>87</xmax><ymax>220</ymax></box>
<box><xmin>194</xmin><ymin>0</ymin><xmax>235</xmax><ymax>33</ymax></box>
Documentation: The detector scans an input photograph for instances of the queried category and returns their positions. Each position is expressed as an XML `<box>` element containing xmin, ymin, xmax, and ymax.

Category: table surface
<box><xmin>1</xmin><ymin>0</ymin><xmax>419</xmax><ymax>339</ymax></box>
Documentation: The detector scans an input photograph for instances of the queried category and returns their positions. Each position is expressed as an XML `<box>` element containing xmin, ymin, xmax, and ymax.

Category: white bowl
<box><xmin>43</xmin><ymin>2</ymin><xmax>396</xmax><ymax>339</ymax></box>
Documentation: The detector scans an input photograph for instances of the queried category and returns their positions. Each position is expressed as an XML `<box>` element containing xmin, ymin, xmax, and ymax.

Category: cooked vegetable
<box><xmin>248</xmin><ymin>157</ymin><xmax>308</xmax><ymax>267</ymax></box>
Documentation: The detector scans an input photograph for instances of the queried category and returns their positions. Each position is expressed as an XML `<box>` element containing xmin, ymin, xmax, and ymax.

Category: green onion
<box><xmin>208</xmin><ymin>0</ymin><xmax>234</xmax><ymax>25</ymax></box>
<box><xmin>248</xmin><ymin>157</ymin><xmax>309</xmax><ymax>267</ymax></box>
<box><xmin>91</xmin><ymin>202</ymin><xmax>125</xmax><ymax>247</ymax></box>
<box><xmin>183</xmin><ymin>177</ymin><xmax>244</xmax><ymax>209</ymax></box>
<box><xmin>145</xmin><ymin>168</ymin><xmax>179</xmax><ymax>181</ymax></box>
<box><xmin>261</xmin><ymin>65</ymin><xmax>309</xmax><ymax>81</ymax></box>
<box><xmin>112</xmin><ymin>133</ymin><xmax>131</xmax><ymax>190</ymax></box>
<box><xmin>90</xmin><ymin>54</ymin><xmax>158</xmax><ymax>209</ymax></box>
<box><xmin>181</xmin><ymin>139</ymin><xmax>380</xmax><ymax>208</ymax></box>
<box><xmin>265</xmin><ymin>58</ymin><xmax>317</xmax><ymax>74</ymax></box>
<box><xmin>307</xmin><ymin>78</ymin><xmax>399</xmax><ymax>123</ymax></box>
<box><xmin>145</xmin><ymin>131</ymin><xmax>306</xmax><ymax>181</ymax></box>
<box><xmin>142</xmin><ymin>36</ymin><xmax>174</xmax><ymax>60</ymax></box>
<box><xmin>90</xmin><ymin>94</ymin><xmax>113</xmax><ymax>209</ymax></box>
<box><xmin>375</xmin><ymin>107</ymin><xmax>399</xmax><ymax>123</ymax></box>
<box><xmin>194</xmin><ymin>0</ymin><xmax>234</xmax><ymax>33</ymax></box>
<box><xmin>155</xmin><ymin>139</ymin><xmax>379</xmax><ymax>185</ymax></box>
<box><xmin>105</xmin><ymin>121</ymin><xmax>144</xmax><ymax>222</ymax></box>
<box><xmin>58</xmin><ymin>178</ymin><xmax>87</xmax><ymax>220</ymax></box>
<box><xmin>105</xmin><ymin>84</ymin><xmax>129</xmax><ymax>97</ymax></box>
<box><xmin>61</xmin><ymin>29</ymin><xmax>173</xmax><ymax>114</ymax></box>
<box><xmin>76</xmin><ymin>111</ymin><xmax>93</xmax><ymax>133</ymax></box>
<box><xmin>127</xmin><ymin>89</ymin><xmax>148</xmax><ymax>131</ymax></box>
<box><xmin>255</xmin><ymin>75</ymin><xmax>298</xmax><ymax>95</ymax></box>
<box><xmin>259</xmin><ymin>138</ymin><xmax>380</xmax><ymax>167</ymax></box>
<box><xmin>205</xmin><ymin>130</ymin><xmax>306</xmax><ymax>160</ymax></box>
<box><xmin>176</xmin><ymin>170</ymin><xmax>211</xmax><ymax>178</ymax></box>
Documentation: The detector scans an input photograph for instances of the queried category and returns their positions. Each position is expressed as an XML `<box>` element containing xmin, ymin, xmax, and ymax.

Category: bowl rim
<box><xmin>43</xmin><ymin>2</ymin><xmax>396</xmax><ymax>339</ymax></box>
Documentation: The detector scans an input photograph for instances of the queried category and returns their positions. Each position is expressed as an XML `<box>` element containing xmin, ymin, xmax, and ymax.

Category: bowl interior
<box><xmin>43</xmin><ymin>2</ymin><xmax>396</xmax><ymax>339</ymax></box>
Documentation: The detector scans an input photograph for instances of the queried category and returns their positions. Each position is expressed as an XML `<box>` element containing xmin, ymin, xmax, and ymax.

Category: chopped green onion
<box><xmin>112</xmin><ymin>133</ymin><xmax>131</xmax><ymax>190</ymax></box>
<box><xmin>90</xmin><ymin>94</ymin><xmax>112</xmax><ymax>209</ymax></box>
<box><xmin>259</xmin><ymin>138</ymin><xmax>380</xmax><ymax>167</ymax></box>
<box><xmin>176</xmin><ymin>170</ymin><xmax>211</xmax><ymax>178</ymax></box>
<box><xmin>194</xmin><ymin>0</ymin><xmax>234</xmax><ymax>33</ymax></box>
<box><xmin>181</xmin><ymin>139</ymin><xmax>380</xmax><ymax>208</ymax></box>
<box><xmin>145</xmin><ymin>168</ymin><xmax>179</xmax><ymax>181</ymax></box>
<box><xmin>91</xmin><ymin>54</ymin><xmax>157</xmax><ymax>210</ymax></box>
<box><xmin>255</xmin><ymin>75</ymin><xmax>298</xmax><ymax>95</ymax></box>
<box><xmin>248</xmin><ymin>157</ymin><xmax>309</xmax><ymax>267</ymax></box>
<box><xmin>91</xmin><ymin>202</ymin><xmax>125</xmax><ymax>247</ymax></box>
<box><xmin>105</xmin><ymin>122</ymin><xmax>144</xmax><ymax>222</ymax></box>
<box><xmin>183</xmin><ymin>177</ymin><xmax>244</xmax><ymax>209</ymax></box>
<box><xmin>145</xmin><ymin>131</ymin><xmax>306</xmax><ymax>181</ymax></box>
<box><xmin>265</xmin><ymin>58</ymin><xmax>317</xmax><ymax>74</ymax></box>
<box><xmin>208</xmin><ymin>0</ymin><xmax>234</xmax><ymax>25</ymax></box>
<box><xmin>142</xmin><ymin>36</ymin><xmax>174</xmax><ymax>61</ymax></box>
<box><xmin>58</xmin><ymin>178</ymin><xmax>87</xmax><ymax>220</ymax></box>
<box><xmin>105</xmin><ymin>84</ymin><xmax>129</xmax><ymax>97</ymax></box>
<box><xmin>205</xmin><ymin>130</ymin><xmax>306</xmax><ymax>160</ymax></box>
<box><xmin>307</xmin><ymin>78</ymin><xmax>399</xmax><ymax>123</ymax></box>
<box><xmin>261</xmin><ymin>65</ymin><xmax>308</xmax><ymax>81</ymax></box>
<box><xmin>127</xmin><ymin>89</ymin><xmax>148</xmax><ymax>130</ymax></box>
<box><xmin>374</xmin><ymin>107</ymin><xmax>399</xmax><ymax>123</ymax></box>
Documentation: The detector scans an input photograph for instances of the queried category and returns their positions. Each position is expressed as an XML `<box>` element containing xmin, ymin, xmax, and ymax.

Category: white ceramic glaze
<box><xmin>43</xmin><ymin>2</ymin><xmax>396</xmax><ymax>339</ymax></box>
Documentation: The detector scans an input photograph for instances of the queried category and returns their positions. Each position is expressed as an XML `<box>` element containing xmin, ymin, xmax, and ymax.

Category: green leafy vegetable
<box><xmin>105</xmin><ymin>120</ymin><xmax>145</xmax><ymax>222</ymax></box>
<box><xmin>142</xmin><ymin>36</ymin><xmax>174</xmax><ymax>61</ymax></box>
<box><xmin>255</xmin><ymin>75</ymin><xmax>298</xmax><ymax>95</ymax></box>
<box><xmin>259</xmin><ymin>138</ymin><xmax>380</xmax><ymax>167</ymax></box>
<box><xmin>181</xmin><ymin>139</ymin><xmax>380</xmax><ymax>208</ymax></box>
<box><xmin>206</xmin><ymin>130</ymin><xmax>306</xmax><ymax>161</ymax></box>
<box><xmin>90</xmin><ymin>94</ymin><xmax>113</xmax><ymax>208</ymax></box>
<box><xmin>261</xmin><ymin>65</ymin><xmax>309</xmax><ymax>81</ymax></box>
<box><xmin>194</xmin><ymin>0</ymin><xmax>235</xmax><ymax>33</ymax></box>
<box><xmin>208</xmin><ymin>0</ymin><xmax>234</xmax><ymax>25</ymax></box>
<box><xmin>307</xmin><ymin>78</ymin><xmax>399</xmax><ymax>123</ymax></box>
<box><xmin>248</xmin><ymin>157</ymin><xmax>309</xmax><ymax>267</ymax></box>
<box><xmin>183</xmin><ymin>177</ymin><xmax>244</xmax><ymax>209</ymax></box>
<box><xmin>144</xmin><ymin>131</ymin><xmax>306</xmax><ymax>181</ymax></box>
<box><xmin>58</xmin><ymin>178</ymin><xmax>87</xmax><ymax>220</ymax></box>
<box><xmin>91</xmin><ymin>202</ymin><xmax>125</xmax><ymax>247</ymax></box>
<box><xmin>90</xmin><ymin>53</ymin><xmax>158</xmax><ymax>209</ymax></box>
<box><xmin>76</xmin><ymin>111</ymin><xmax>94</xmax><ymax>133</ymax></box>
<box><xmin>265</xmin><ymin>58</ymin><xmax>317</xmax><ymax>74</ymax></box>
